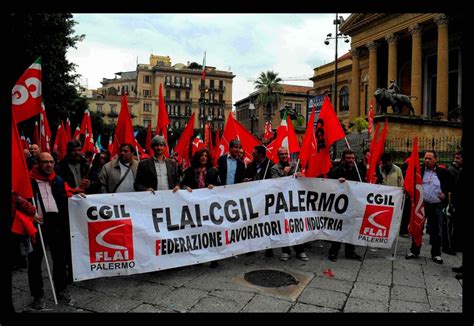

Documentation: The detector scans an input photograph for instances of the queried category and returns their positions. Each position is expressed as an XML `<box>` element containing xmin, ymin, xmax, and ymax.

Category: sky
<box><xmin>67</xmin><ymin>14</ymin><xmax>351</xmax><ymax>108</ymax></box>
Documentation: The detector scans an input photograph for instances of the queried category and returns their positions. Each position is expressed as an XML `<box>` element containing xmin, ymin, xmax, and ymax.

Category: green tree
<box><xmin>254</xmin><ymin>71</ymin><xmax>283</xmax><ymax>120</ymax></box>
<box><xmin>10</xmin><ymin>13</ymin><xmax>87</xmax><ymax>138</ymax></box>
<box><xmin>350</xmin><ymin>117</ymin><xmax>369</xmax><ymax>133</ymax></box>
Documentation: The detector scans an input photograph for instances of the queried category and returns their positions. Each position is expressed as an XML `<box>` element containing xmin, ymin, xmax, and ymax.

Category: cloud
<box><xmin>67</xmin><ymin>13</ymin><xmax>352</xmax><ymax>107</ymax></box>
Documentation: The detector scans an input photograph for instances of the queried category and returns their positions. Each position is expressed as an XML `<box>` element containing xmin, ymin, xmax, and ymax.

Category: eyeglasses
<box><xmin>39</xmin><ymin>160</ymin><xmax>55</xmax><ymax>164</ymax></box>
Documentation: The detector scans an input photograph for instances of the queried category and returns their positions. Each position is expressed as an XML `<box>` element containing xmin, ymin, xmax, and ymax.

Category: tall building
<box><xmin>235</xmin><ymin>84</ymin><xmax>312</xmax><ymax>139</ymax></box>
<box><xmin>311</xmin><ymin>13</ymin><xmax>463</xmax><ymax>139</ymax></box>
<box><xmin>88</xmin><ymin>54</ymin><xmax>235</xmax><ymax>134</ymax></box>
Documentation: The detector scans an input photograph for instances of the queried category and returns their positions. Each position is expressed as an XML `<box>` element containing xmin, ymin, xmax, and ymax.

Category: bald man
<box><xmin>28</xmin><ymin>152</ymin><xmax>75</xmax><ymax>309</ymax></box>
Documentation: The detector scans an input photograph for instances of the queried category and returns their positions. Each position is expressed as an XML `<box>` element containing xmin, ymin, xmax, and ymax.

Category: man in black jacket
<box><xmin>327</xmin><ymin>149</ymin><xmax>362</xmax><ymax>262</ymax></box>
<box><xmin>217</xmin><ymin>139</ymin><xmax>246</xmax><ymax>185</ymax></box>
<box><xmin>134</xmin><ymin>135</ymin><xmax>180</xmax><ymax>192</ymax></box>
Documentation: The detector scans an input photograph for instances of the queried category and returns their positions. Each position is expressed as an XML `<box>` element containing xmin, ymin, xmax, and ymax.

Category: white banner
<box><xmin>69</xmin><ymin>177</ymin><xmax>404</xmax><ymax>281</ymax></box>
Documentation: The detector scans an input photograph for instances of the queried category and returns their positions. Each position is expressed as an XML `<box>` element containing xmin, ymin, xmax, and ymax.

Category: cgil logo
<box><xmin>359</xmin><ymin>204</ymin><xmax>394</xmax><ymax>238</ymax></box>
<box><xmin>88</xmin><ymin>219</ymin><xmax>134</xmax><ymax>263</ymax></box>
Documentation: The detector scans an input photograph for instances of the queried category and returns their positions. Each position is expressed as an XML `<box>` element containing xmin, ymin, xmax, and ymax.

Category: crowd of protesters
<box><xmin>7</xmin><ymin>136</ymin><xmax>463</xmax><ymax>312</ymax></box>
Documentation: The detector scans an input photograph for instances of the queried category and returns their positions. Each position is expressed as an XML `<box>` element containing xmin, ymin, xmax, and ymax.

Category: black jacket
<box><xmin>328</xmin><ymin>163</ymin><xmax>360</xmax><ymax>182</ymax></box>
<box><xmin>217</xmin><ymin>154</ymin><xmax>246</xmax><ymax>185</ymax></box>
<box><xmin>55</xmin><ymin>156</ymin><xmax>89</xmax><ymax>189</ymax></box>
<box><xmin>134</xmin><ymin>157</ymin><xmax>180</xmax><ymax>191</ymax></box>
<box><xmin>245</xmin><ymin>158</ymin><xmax>273</xmax><ymax>181</ymax></box>
<box><xmin>181</xmin><ymin>167</ymin><xmax>221</xmax><ymax>189</ymax></box>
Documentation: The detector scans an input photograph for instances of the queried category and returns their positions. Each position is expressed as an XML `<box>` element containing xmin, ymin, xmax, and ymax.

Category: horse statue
<box><xmin>374</xmin><ymin>88</ymin><xmax>415</xmax><ymax>115</ymax></box>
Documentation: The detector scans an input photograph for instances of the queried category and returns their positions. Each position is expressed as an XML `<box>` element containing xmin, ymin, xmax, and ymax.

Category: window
<box><xmin>174</xmin><ymin>105</ymin><xmax>179</xmax><ymax>116</ymax></box>
<box><xmin>186</xmin><ymin>91</ymin><xmax>190</xmax><ymax>100</ymax></box>
<box><xmin>175</xmin><ymin>91</ymin><xmax>181</xmax><ymax>100</ymax></box>
<box><xmin>185</xmin><ymin>105</ymin><xmax>191</xmax><ymax>116</ymax></box>
<box><xmin>167</xmin><ymin>105</ymin><xmax>172</xmax><ymax>115</ymax></box>
<box><xmin>175</xmin><ymin>76</ymin><xmax>181</xmax><ymax>87</ymax></box>
<box><xmin>143</xmin><ymin>102</ymin><xmax>152</xmax><ymax>112</ymax></box>
<box><xmin>199</xmin><ymin>106</ymin><xmax>204</xmax><ymax>117</ymax></box>
<box><xmin>143</xmin><ymin>75</ymin><xmax>151</xmax><ymax>84</ymax></box>
<box><xmin>219</xmin><ymin>80</ymin><xmax>223</xmax><ymax>90</ymax></box>
<box><xmin>185</xmin><ymin>78</ymin><xmax>191</xmax><ymax>88</ymax></box>
<box><xmin>339</xmin><ymin>86</ymin><xmax>349</xmax><ymax>112</ymax></box>
<box><xmin>143</xmin><ymin>89</ymin><xmax>151</xmax><ymax>97</ymax></box>
<box><xmin>295</xmin><ymin>103</ymin><xmax>302</xmax><ymax>115</ymax></box>
<box><xmin>143</xmin><ymin>119</ymin><xmax>151</xmax><ymax>127</ymax></box>
<box><xmin>174</xmin><ymin>121</ymin><xmax>180</xmax><ymax>128</ymax></box>
<box><xmin>96</xmin><ymin>105</ymin><xmax>103</xmax><ymax>113</ymax></box>
<box><xmin>166</xmin><ymin>89</ymin><xmax>171</xmax><ymax>100</ymax></box>
<box><xmin>165</xmin><ymin>76</ymin><xmax>171</xmax><ymax>86</ymax></box>
<box><xmin>210</xmin><ymin>79</ymin><xmax>215</xmax><ymax>89</ymax></box>
<box><xmin>110</xmin><ymin>105</ymin><xmax>117</xmax><ymax>114</ymax></box>
<box><xmin>219</xmin><ymin>94</ymin><xmax>223</xmax><ymax>103</ymax></box>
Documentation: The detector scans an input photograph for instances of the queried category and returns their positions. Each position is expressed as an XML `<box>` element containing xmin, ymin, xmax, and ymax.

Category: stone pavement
<box><xmin>11</xmin><ymin>234</ymin><xmax>463</xmax><ymax>313</ymax></box>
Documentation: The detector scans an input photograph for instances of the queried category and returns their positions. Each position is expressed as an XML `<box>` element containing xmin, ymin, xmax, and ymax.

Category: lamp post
<box><xmin>249</xmin><ymin>102</ymin><xmax>256</xmax><ymax>135</ymax></box>
<box><xmin>324</xmin><ymin>13</ymin><xmax>350</xmax><ymax>113</ymax></box>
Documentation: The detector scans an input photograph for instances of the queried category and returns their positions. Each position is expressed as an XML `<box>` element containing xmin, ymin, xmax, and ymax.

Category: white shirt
<box><xmin>154</xmin><ymin>159</ymin><xmax>169</xmax><ymax>190</ymax></box>
<box><xmin>423</xmin><ymin>169</ymin><xmax>442</xmax><ymax>203</ymax></box>
<box><xmin>36</xmin><ymin>180</ymin><xmax>59</xmax><ymax>216</ymax></box>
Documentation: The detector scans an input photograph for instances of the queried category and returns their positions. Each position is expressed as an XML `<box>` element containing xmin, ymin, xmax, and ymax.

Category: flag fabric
<box><xmin>213</xmin><ymin>126</ymin><xmax>221</xmax><ymax>167</ymax></box>
<box><xmin>306</xmin><ymin>96</ymin><xmax>345</xmax><ymax>177</ymax></box>
<box><xmin>299</xmin><ymin>105</ymin><xmax>316</xmax><ymax>173</ymax></box>
<box><xmin>12</xmin><ymin>57</ymin><xmax>43</xmax><ymax>123</ymax></box>
<box><xmin>367</xmin><ymin>119</ymin><xmax>388</xmax><ymax>184</ymax></box>
<box><xmin>65</xmin><ymin>118</ymin><xmax>72</xmax><ymax>142</ymax></box>
<box><xmin>218</xmin><ymin>112</ymin><xmax>260</xmax><ymax>164</ymax></box>
<box><xmin>271</xmin><ymin>112</ymin><xmax>301</xmax><ymax>163</ymax></box>
<box><xmin>95</xmin><ymin>135</ymin><xmax>104</xmax><ymax>152</ymax></box>
<box><xmin>73</xmin><ymin>125</ymin><xmax>81</xmax><ymax>141</ymax></box>
<box><xmin>79</xmin><ymin>109</ymin><xmax>93</xmax><ymax>138</ymax></box>
<box><xmin>155</xmin><ymin>83</ymin><xmax>169</xmax><ymax>157</ymax></box>
<box><xmin>204</xmin><ymin>122</ymin><xmax>211</xmax><ymax>149</ymax></box>
<box><xmin>263</xmin><ymin>121</ymin><xmax>274</xmax><ymax>142</ymax></box>
<box><xmin>111</xmin><ymin>94</ymin><xmax>136</xmax><ymax>158</ymax></box>
<box><xmin>53</xmin><ymin>121</ymin><xmax>68</xmax><ymax>161</ymax></box>
<box><xmin>174</xmin><ymin>113</ymin><xmax>196</xmax><ymax>169</ymax></box>
<box><xmin>368</xmin><ymin>99</ymin><xmax>375</xmax><ymax>137</ymax></box>
<box><xmin>201</xmin><ymin>51</ymin><xmax>206</xmax><ymax>81</ymax></box>
<box><xmin>192</xmin><ymin>134</ymin><xmax>205</xmax><ymax>156</ymax></box>
<box><xmin>145</xmin><ymin>124</ymin><xmax>153</xmax><ymax>156</ymax></box>
<box><xmin>403</xmin><ymin>137</ymin><xmax>425</xmax><ymax>247</ymax></box>
<box><xmin>32</xmin><ymin>120</ymin><xmax>39</xmax><ymax>146</ymax></box>
<box><xmin>12</xmin><ymin>115</ymin><xmax>33</xmax><ymax>198</ymax></box>
<box><xmin>20</xmin><ymin>135</ymin><xmax>30</xmax><ymax>150</ymax></box>
<box><xmin>39</xmin><ymin>102</ymin><xmax>52</xmax><ymax>153</ymax></box>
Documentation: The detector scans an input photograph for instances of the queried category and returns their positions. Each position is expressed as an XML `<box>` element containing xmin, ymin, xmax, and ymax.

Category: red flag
<box><xmin>367</xmin><ymin>119</ymin><xmax>388</xmax><ymax>183</ymax></box>
<box><xmin>53</xmin><ymin>121</ymin><xmax>68</xmax><ymax>161</ymax></box>
<box><xmin>299</xmin><ymin>105</ymin><xmax>316</xmax><ymax>173</ymax></box>
<box><xmin>65</xmin><ymin>118</ymin><xmax>72</xmax><ymax>142</ymax></box>
<box><xmin>32</xmin><ymin>120</ymin><xmax>39</xmax><ymax>146</ymax></box>
<box><xmin>39</xmin><ymin>102</ymin><xmax>52</xmax><ymax>153</ymax></box>
<box><xmin>219</xmin><ymin>112</ymin><xmax>260</xmax><ymax>164</ymax></box>
<box><xmin>73</xmin><ymin>125</ymin><xmax>81</xmax><ymax>140</ymax></box>
<box><xmin>192</xmin><ymin>134</ymin><xmax>205</xmax><ymax>156</ymax></box>
<box><xmin>403</xmin><ymin>137</ymin><xmax>425</xmax><ymax>247</ymax></box>
<box><xmin>263</xmin><ymin>121</ymin><xmax>274</xmax><ymax>142</ymax></box>
<box><xmin>145</xmin><ymin>124</ymin><xmax>153</xmax><ymax>156</ymax></box>
<box><xmin>204</xmin><ymin>122</ymin><xmax>211</xmax><ymax>149</ymax></box>
<box><xmin>79</xmin><ymin>110</ymin><xmax>93</xmax><ymax>138</ymax></box>
<box><xmin>307</xmin><ymin>96</ymin><xmax>345</xmax><ymax>177</ymax></box>
<box><xmin>368</xmin><ymin>99</ymin><xmax>375</xmax><ymax>137</ymax></box>
<box><xmin>12</xmin><ymin>57</ymin><xmax>43</xmax><ymax>123</ymax></box>
<box><xmin>112</xmin><ymin>94</ymin><xmax>136</xmax><ymax>158</ymax></box>
<box><xmin>213</xmin><ymin>126</ymin><xmax>221</xmax><ymax>167</ymax></box>
<box><xmin>155</xmin><ymin>83</ymin><xmax>169</xmax><ymax>157</ymax></box>
<box><xmin>12</xmin><ymin>115</ymin><xmax>33</xmax><ymax>198</ymax></box>
<box><xmin>174</xmin><ymin>113</ymin><xmax>196</xmax><ymax>169</ymax></box>
<box><xmin>271</xmin><ymin>112</ymin><xmax>301</xmax><ymax>163</ymax></box>
<box><xmin>265</xmin><ymin>138</ymin><xmax>277</xmax><ymax>160</ymax></box>
<box><xmin>201</xmin><ymin>51</ymin><xmax>206</xmax><ymax>81</ymax></box>
<box><xmin>20</xmin><ymin>135</ymin><xmax>29</xmax><ymax>150</ymax></box>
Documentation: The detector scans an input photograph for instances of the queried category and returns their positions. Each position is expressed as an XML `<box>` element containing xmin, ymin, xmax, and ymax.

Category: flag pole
<box><xmin>32</xmin><ymin>197</ymin><xmax>58</xmax><ymax>305</ymax></box>
<box><xmin>385</xmin><ymin>191</ymin><xmax>406</xmax><ymax>261</ymax></box>
<box><xmin>263</xmin><ymin>158</ymin><xmax>272</xmax><ymax>179</ymax></box>
<box><xmin>135</xmin><ymin>145</ymin><xmax>141</xmax><ymax>162</ymax></box>
<box><xmin>343</xmin><ymin>137</ymin><xmax>362</xmax><ymax>182</ymax></box>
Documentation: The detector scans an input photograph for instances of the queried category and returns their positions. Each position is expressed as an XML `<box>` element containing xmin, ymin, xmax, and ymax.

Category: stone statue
<box><xmin>374</xmin><ymin>86</ymin><xmax>415</xmax><ymax>115</ymax></box>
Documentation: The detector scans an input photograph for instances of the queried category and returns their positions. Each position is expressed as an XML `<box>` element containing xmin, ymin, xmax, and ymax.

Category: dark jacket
<box><xmin>245</xmin><ymin>158</ymin><xmax>273</xmax><ymax>180</ymax></box>
<box><xmin>134</xmin><ymin>157</ymin><xmax>180</xmax><ymax>191</ymax></box>
<box><xmin>217</xmin><ymin>154</ymin><xmax>246</xmax><ymax>185</ymax></box>
<box><xmin>328</xmin><ymin>163</ymin><xmax>360</xmax><ymax>182</ymax></box>
<box><xmin>55</xmin><ymin>156</ymin><xmax>89</xmax><ymax>189</ymax></box>
<box><xmin>181</xmin><ymin>167</ymin><xmax>221</xmax><ymax>189</ymax></box>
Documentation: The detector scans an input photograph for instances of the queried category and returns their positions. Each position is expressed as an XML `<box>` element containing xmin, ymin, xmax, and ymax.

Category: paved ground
<box><xmin>11</xmin><ymin>234</ymin><xmax>463</xmax><ymax>313</ymax></box>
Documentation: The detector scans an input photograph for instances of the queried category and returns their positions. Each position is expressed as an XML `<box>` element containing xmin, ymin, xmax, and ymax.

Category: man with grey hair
<box><xmin>134</xmin><ymin>135</ymin><xmax>180</xmax><ymax>192</ymax></box>
<box><xmin>217</xmin><ymin>138</ymin><xmax>246</xmax><ymax>185</ymax></box>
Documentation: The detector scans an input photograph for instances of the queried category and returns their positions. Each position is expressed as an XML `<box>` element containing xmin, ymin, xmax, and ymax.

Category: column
<box><xmin>350</xmin><ymin>48</ymin><xmax>361</xmax><ymax>119</ymax></box>
<box><xmin>366</xmin><ymin>41</ymin><xmax>378</xmax><ymax>107</ymax></box>
<box><xmin>385</xmin><ymin>33</ymin><xmax>398</xmax><ymax>86</ymax></box>
<box><xmin>409</xmin><ymin>24</ymin><xmax>423</xmax><ymax>116</ymax></box>
<box><xmin>435</xmin><ymin>14</ymin><xmax>449</xmax><ymax>119</ymax></box>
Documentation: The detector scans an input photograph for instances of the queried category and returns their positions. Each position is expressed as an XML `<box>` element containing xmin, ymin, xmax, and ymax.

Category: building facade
<box><xmin>88</xmin><ymin>54</ymin><xmax>234</xmax><ymax>133</ymax></box>
<box><xmin>234</xmin><ymin>84</ymin><xmax>313</xmax><ymax>140</ymax></box>
<box><xmin>312</xmin><ymin>13</ymin><xmax>463</xmax><ymax>139</ymax></box>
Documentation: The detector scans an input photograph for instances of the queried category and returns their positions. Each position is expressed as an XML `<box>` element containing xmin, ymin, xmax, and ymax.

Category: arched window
<box><xmin>339</xmin><ymin>86</ymin><xmax>349</xmax><ymax>112</ymax></box>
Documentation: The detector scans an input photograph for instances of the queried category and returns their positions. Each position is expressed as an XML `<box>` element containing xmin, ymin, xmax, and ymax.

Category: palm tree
<box><xmin>254</xmin><ymin>71</ymin><xmax>283</xmax><ymax>120</ymax></box>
